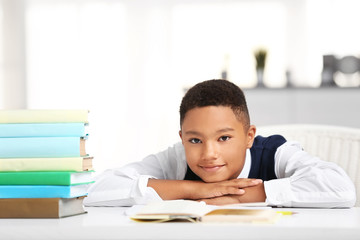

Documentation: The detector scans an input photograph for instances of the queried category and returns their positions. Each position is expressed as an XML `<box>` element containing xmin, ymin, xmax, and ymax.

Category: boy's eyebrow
<box><xmin>216</xmin><ymin>127</ymin><xmax>235</xmax><ymax>133</ymax></box>
<box><xmin>184</xmin><ymin>127</ymin><xmax>235</xmax><ymax>136</ymax></box>
<box><xmin>184</xmin><ymin>130</ymin><xmax>202</xmax><ymax>136</ymax></box>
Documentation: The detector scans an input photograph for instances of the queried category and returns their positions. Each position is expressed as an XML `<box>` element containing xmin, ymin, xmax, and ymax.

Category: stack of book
<box><xmin>0</xmin><ymin>110</ymin><xmax>94</xmax><ymax>218</ymax></box>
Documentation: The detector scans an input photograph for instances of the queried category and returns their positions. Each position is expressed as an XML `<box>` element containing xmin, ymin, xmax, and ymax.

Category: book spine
<box><xmin>0</xmin><ymin>123</ymin><xmax>86</xmax><ymax>138</ymax></box>
<box><xmin>0</xmin><ymin>198</ymin><xmax>60</xmax><ymax>218</ymax></box>
<box><xmin>0</xmin><ymin>110</ymin><xmax>89</xmax><ymax>124</ymax></box>
<box><xmin>0</xmin><ymin>172</ymin><xmax>75</xmax><ymax>185</ymax></box>
<box><xmin>0</xmin><ymin>185</ymin><xmax>88</xmax><ymax>198</ymax></box>
<box><xmin>0</xmin><ymin>197</ymin><xmax>86</xmax><ymax>218</ymax></box>
<box><xmin>0</xmin><ymin>137</ymin><xmax>82</xmax><ymax>158</ymax></box>
<box><xmin>0</xmin><ymin>157</ymin><xmax>84</xmax><ymax>171</ymax></box>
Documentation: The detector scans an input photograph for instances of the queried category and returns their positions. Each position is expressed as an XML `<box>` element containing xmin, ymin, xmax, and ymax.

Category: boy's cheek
<box><xmin>185</xmin><ymin>149</ymin><xmax>200</xmax><ymax>163</ymax></box>
<box><xmin>184</xmin><ymin>143</ymin><xmax>199</xmax><ymax>154</ymax></box>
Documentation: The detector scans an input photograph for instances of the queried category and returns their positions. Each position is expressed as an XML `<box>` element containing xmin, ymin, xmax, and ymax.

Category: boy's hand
<box><xmin>147</xmin><ymin>178</ymin><xmax>263</xmax><ymax>200</ymax></box>
<box><xmin>197</xmin><ymin>182</ymin><xmax>266</xmax><ymax>205</ymax></box>
<box><xmin>191</xmin><ymin>178</ymin><xmax>263</xmax><ymax>199</ymax></box>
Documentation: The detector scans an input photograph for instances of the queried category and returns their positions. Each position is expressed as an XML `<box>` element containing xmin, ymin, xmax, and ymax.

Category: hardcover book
<box><xmin>0</xmin><ymin>156</ymin><xmax>93</xmax><ymax>172</ymax></box>
<box><xmin>0</xmin><ymin>137</ymin><xmax>87</xmax><ymax>158</ymax></box>
<box><xmin>0</xmin><ymin>109</ymin><xmax>89</xmax><ymax>124</ymax></box>
<box><xmin>0</xmin><ymin>184</ymin><xmax>89</xmax><ymax>198</ymax></box>
<box><xmin>0</xmin><ymin>123</ymin><xmax>87</xmax><ymax>138</ymax></box>
<box><xmin>130</xmin><ymin>200</ymin><xmax>279</xmax><ymax>223</ymax></box>
<box><xmin>0</xmin><ymin>171</ymin><xmax>94</xmax><ymax>185</ymax></box>
<box><xmin>0</xmin><ymin>196</ymin><xmax>87</xmax><ymax>218</ymax></box>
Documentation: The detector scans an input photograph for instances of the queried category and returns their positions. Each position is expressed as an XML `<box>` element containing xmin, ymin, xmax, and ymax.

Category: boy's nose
<box><xmin>201</xmin><ymin>142</ymin><xmax>218</xmax><ymax>160</ymax></box>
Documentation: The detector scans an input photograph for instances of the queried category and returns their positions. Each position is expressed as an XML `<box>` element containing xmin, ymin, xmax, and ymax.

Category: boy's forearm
<box><xmin>147</xmin><ymin>179</ymin><xmax>200</xmax><ymax>200</ymax></box>
<box><xmin>237</xmin><ymin>183</ymin><xmax>266</xmax><ymax>202</ymax></box>
<box><xmin>198</xmin><ymin>183</ymin><xmax>266</xmax><ymax>205</ymax></box>
<box><xmin>147</xmin><ymin>178</ymin><xmax>263</xmax><ymax>201</ymax></box>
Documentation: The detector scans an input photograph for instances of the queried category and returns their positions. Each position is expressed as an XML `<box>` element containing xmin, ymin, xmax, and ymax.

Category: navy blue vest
<box><xmin>184</xmin><ymin>135</ymin><xmax>286</xmax><ymax>181</ymax></box>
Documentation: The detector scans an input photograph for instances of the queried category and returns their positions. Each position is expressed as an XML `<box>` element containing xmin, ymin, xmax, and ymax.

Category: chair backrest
<box><xmin>256</xmin><ymin>124</ymin><xmax>360</xmax><ymax>207</ymax></box>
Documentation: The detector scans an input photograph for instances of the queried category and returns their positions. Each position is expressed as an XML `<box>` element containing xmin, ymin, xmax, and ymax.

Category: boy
<box><xmin>84</xmin><ymin>79</ymin><xmax>356</xmax><ymax>208</ymax></box>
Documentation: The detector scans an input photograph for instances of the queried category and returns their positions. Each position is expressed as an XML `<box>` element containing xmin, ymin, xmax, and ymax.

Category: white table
<box><xmin>1</xmin><ymin>207</ymin><xmax>360</xmax><ymax>240</ymax></box>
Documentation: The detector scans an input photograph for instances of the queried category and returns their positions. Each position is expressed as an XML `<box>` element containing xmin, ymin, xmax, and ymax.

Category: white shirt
<box><xmin>84</xmin><ymin>141</ymin><xmax>356</xmax><ymax>208</ymax></box>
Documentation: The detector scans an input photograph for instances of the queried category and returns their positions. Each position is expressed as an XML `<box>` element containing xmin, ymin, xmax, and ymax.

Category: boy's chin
<box><xmin>199</xmin><ymin>175</ymin><xmax>230</xmax><ymax>183</ymax></box>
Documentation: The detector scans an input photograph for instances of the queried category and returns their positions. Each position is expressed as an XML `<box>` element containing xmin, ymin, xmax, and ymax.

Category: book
<box><xmin>0</xmin><ymin>171</ymin><xmax>94</xmax><ymax>185</ymax></box>
<box><xmin>0</xmin><ymin>109</ymin><xmax>89</xmax><ymax>124</ymax></box>
<box><xmin>130</xmin><ymin>200</ymin><xmax>279</xmax><ymax>223</ymax></box>
<box><xmin>0</xmin><ymin>184</ymin><xmax>90</xmax><ymax>198</ymax></box>
<box><xmin>0</xmin><ymin>137</ymin><xmax>87</xmax><ymax>158</ymax></box>
<box><xmin>0</xmin><ymin>123</ymin><xmax>87</xmax><ymax>138</ymax></box>
<box><xmin>0</xmin><ymin>156</ymin><xmax>93</xmax><ymax>172</ymax></box>
<box><xmin>0</xmin><ymin>196</ymin><xmax>87</xmax><ymax>218</ymax></box>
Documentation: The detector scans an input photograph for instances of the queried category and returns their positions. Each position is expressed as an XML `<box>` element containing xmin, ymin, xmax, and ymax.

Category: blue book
<box><xmin>0</xmin><ymin>123</ymin><xmax>86</xmax><ymax>138</ymax></box>
<box><xmin>0</xmin><ymin>137</ymin><xmax>86</xmax><ymax>158</ymax></box>
<box><xmin>0</xmin><ymin>184</ymin><xmax>89</xmax><ymax>198</ymax></box>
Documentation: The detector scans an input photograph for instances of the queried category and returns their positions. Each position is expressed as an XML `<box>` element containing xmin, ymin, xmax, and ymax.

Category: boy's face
<box><xmin>179</xmin><ymin>106</ymin><xmax>256</xmax><ymax>183</ymax></box>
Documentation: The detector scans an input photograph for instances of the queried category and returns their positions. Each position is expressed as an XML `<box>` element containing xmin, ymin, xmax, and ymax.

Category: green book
<box><xmin>0</xmin><ymin>171</ymin><xmax>94</xmax><ymax>186</ymax></box>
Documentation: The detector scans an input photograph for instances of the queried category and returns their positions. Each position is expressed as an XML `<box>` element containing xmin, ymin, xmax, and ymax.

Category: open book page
<box><xmin>125</xmin><ymin>200</ymin><xmax>268</xmax><ymax>216</ymax></box>
<box><xmin>128</xmin><ymin>200</ymin><xmax>279</xmax><ymax>223</ymax></box>
<box><xmin>127</xmin><ymin>200</ymin><xmax>209</xmax><ymax>222</ymax></box>
<box><xmin>126</xmin><ymin>200</ymin><xmax>269</xmax><ymax>214</ymax></box>
<box><xmin>201</xmin><ymin>208</ymin><xmax>279</xmax><ymax>223</ymax></box>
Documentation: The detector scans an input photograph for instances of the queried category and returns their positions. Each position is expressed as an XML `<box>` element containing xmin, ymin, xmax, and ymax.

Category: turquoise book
<box><xmin>0</xmin><ymin>137</ymin><xmax>87</xmax><ymax>158</ymax></box>
<box><xmin>0</xmin><ymin>123</ymin><xmax>87</xmax><ymax>138</ymax></box>
<box><xmin>0</xmin><ymin>184</ymin><xmax>89</xmax><ymax>198</ymax></box>
<box><xmin>0</xmin><ymin>171</ymin><xmax>94</xmax><ymax>186</ymax></box>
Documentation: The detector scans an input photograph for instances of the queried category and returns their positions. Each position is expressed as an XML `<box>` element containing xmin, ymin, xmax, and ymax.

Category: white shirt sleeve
<box><xmin>264</xmin><ymin>141</ymin><xmax>356</xmax><ymax>208</ymax></box>
<box><xmin>83</xmin><ymin>142</ymin><xmax>187</xmax><ymax>206</ymax></box>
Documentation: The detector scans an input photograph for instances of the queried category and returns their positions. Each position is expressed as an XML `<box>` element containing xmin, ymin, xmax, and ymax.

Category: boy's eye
<box><xmin>189</xmin><ymin>138</ymin><xmax>202</xmax><ymax>144</ymax></box>
<box><xmin>219</xmin><ymin>136</ymin><xmax>231</xmax><ymax>142</ymax></box>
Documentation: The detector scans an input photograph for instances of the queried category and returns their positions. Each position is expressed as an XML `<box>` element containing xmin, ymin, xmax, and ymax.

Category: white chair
<box><xmin>256</xmin><ymin>124</ymin><xmax>360</xmax><ymax>207</ymax></box>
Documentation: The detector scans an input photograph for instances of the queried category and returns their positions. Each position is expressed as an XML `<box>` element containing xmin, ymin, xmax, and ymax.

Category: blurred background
<box><xmin>1</xmin><ymin>0</ymin><xmax>360</xmax><ymax>171</ymax></box>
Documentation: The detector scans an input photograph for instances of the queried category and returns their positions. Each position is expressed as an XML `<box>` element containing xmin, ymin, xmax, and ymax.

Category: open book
<box><xmin>130</xmin><ymin>200</ymin><xmax>280</xmax><ymax>223</ymax></box>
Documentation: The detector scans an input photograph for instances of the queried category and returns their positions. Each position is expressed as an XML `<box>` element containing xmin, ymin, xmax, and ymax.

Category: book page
<box><xmin>129</xmin><ymin>200</ymin><xmax>270</xmax><ymax>217</ymax></box>
<box><xmin>129</xmin><ymin>200</ymin><xmax>280</xmax><ymax>223</ymax></box>
<box><xmin>202</xmin><ymin>208</ymin><xmax>280</xmax><ymax>223</ymax></box>
<box><xmin>133</xmin><ymin>200</ymin><xmax>210</xmax><ymax>216</ymax></box>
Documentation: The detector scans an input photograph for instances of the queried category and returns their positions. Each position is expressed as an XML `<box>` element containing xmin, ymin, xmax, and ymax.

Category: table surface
<box><xmin>1</xmin><ymin>207</ymin><xmax>360</xmax><ymax>240</ymax></box>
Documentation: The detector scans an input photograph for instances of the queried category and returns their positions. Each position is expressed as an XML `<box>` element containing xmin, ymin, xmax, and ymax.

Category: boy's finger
<box><xmin>228</xmin><ymin>188</ymin><xmax>245</xmax><ymax>195</ymax></box>
<box><xmin>230</xmin><ymin>178</ymin><xmax>263</xmax><ymax>187</ymax></box>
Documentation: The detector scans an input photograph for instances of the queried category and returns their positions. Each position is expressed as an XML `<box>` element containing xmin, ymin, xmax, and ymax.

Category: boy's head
<box><xmin>179</xmin><ymin>79</ymin><xmax>256</xmax><ymax>183</ymax></box>
<box><xmin>180</xmin><ymin>79</ymin><xmax>250</xmax><ymax>130</ymax></box>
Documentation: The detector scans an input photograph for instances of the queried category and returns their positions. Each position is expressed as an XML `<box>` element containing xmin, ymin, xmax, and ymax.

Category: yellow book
<box><xmin>130</xmin><ymin>200</ymin><xmax>280</xmax><ymax>223</ymax></box>
<box><xmin>0</xmin><ymin>110</ymin><xmax>89</xmax><ymax>124</ymax></box>
<box><xmin>0</xmin><ymin>157</ymin><xmax>93</xmax><ymax>172</ymax></box>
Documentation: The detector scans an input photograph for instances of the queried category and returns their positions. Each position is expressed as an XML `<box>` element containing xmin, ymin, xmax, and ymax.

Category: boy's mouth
<box><xmin>200</xmin><ymin>164</ymin><xmax>225</xmax><ymax>172</ymax></box>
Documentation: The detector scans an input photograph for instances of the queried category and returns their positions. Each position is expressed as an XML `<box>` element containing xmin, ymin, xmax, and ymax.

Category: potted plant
<box><xmin>254</xmin><ymin>48</ymin><xmax>267</xmax><ymax>87</ymax></box>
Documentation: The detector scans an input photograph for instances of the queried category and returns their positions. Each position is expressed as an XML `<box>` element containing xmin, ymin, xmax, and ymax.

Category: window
<box><xmin>2</xmin><ymin>0</ymin><xmax>360</xmax><ymax>170</ymax></box>
<box><xmin>0</xmin><ymin>3</ymin><xmax>3</xmax><ymax>108</ymax></box>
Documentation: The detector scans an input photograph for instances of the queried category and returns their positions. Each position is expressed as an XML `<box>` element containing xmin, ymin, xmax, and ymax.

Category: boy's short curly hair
<box><xmin>179</xmin><ymin>79</ymin><xmax>250</xmax><ymax>129</ymax></box>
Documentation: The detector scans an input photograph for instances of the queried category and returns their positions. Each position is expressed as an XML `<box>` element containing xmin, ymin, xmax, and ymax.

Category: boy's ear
<box><xmin>179</xmin><ymin>130</ymin><xmax>186</xmax><ymax>145</ymax></box>
<box><xmin>246</xmin><ymin>125</ymin><xmax>256</xmax><ymax>148</ymax></box>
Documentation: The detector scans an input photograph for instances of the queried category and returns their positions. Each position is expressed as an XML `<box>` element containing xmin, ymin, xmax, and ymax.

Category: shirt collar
<box><xmin>238</xmin><ymin>149</ymin><xmax>251</xmax><ymax>178</ymax></box>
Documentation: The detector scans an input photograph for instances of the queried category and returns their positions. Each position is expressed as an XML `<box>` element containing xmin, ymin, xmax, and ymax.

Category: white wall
<box><xmin>1</xmin><ymin>0</ymin><xmax>360</xmax><ymax>172</ymax></box>
<box><xmin>0</xmin><ymin>0</ymin><xmax>27</xmax><ymax>109</ymax></box>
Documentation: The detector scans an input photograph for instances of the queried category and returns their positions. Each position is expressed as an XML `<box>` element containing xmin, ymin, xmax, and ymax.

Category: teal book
<box><xmin>0</xmin><ymin>184</ymin><xmax>89</xmax><ymax>198</ymax></box>
<box><xmin>0</xmin><ymin>123</ymin><xmax>87</xmax><ymax>138</ymax></box>
<box><xmin>0</xmin><ymin>171</ymin><xmax>94</xmax><ymax>186</ymax></box>
<box><xmin>0</xmin><ymin>137</ymin><xmax>86</xmax><ymax>158</ymax></box>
